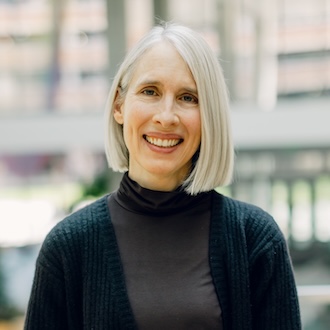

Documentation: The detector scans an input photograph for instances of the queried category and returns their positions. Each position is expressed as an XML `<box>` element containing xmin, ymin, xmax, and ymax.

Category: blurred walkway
<box><xmin>295</xmin><ymin>260</ymin><xmax>330</xmax><ymax>327</ymax></box>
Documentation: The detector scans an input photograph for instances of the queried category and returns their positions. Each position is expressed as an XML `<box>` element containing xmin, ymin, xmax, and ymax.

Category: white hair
<box><xmin>104</xmin><ymin>23</ymin><xmax>234</xmax><ymax>195</ymax></box>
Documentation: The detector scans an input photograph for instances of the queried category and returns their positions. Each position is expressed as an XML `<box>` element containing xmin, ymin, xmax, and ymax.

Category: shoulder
<box><xmin>212</xmin><ymin>190</ymin><xmax>278</xmax><ymax>228</ymax></box>
<box><xmin>211</xmin><ymin>190</ymin><xmax>286</xmax><ymax>253</ymax></box>
<box><xmin>49</xmin><ymin>194</ymin><xmax>109</xmax><ymax>239</ymax></box>
<box><xmin>37</xmin><ymin>195</ymin><xmax>110</xmax><ymax>269</ymax></box>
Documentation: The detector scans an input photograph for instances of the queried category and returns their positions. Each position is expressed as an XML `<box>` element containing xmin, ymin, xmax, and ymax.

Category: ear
<box><xmin>113</xmin><ymin>89</ymin><xmax>124</xmax><ymax>125</ymax></box>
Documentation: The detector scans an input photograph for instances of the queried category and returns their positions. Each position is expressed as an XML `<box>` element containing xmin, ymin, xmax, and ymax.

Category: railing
<box><xmin>298</xmin><ymin>285</ymin><xmax>330</xmax><ymax>303</ymax></box>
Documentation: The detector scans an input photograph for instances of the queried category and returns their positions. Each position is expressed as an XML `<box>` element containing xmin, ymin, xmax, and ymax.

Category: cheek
<box><xmin>121</xmin><ymin>109</ymin><xmax>144</xmax><ymax>145</ymax></box>
<box><xmin>123</xmin><ymin>100</ymin><xmax>146</xmax><ymax>121</ymax></box>
<box><xmin>192</xmin><ymin>121</ymin><xmax>202</xmax><ymax>149</ymax></box>
<box><xmin>187</xmin><ymin>113</ymin><xmax>202</xmax><ymax>137</ymax></box>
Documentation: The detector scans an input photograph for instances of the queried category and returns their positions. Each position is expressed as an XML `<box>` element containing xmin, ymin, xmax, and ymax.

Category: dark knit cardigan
<box><xmin>24</xmin><ymin>191</ymin><xmax>301</xmax><ymax>330</ymax></box>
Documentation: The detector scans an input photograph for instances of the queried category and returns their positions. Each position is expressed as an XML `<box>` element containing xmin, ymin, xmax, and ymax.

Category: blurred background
<box><xmin>0</xmin><ymin>0</ymin><xmax>329</xmax><ymax>328</ymax></box>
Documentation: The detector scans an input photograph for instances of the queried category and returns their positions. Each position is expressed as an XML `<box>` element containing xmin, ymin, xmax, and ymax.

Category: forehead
<box><xmin>130</xmin><ymin>41</ymin><xmax>196</xmax><ymax>87</ymax></box>
<box><xmin>140</xmin><ymin>41</ymin><xmax>181</xmax><ymax>60</ymax></box>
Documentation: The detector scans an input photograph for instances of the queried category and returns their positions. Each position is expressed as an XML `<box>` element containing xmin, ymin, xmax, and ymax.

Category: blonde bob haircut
<box><xmin>104</xmin><ymin>23</ymin><xmax>234</xmax><ymax>195</ymax></box>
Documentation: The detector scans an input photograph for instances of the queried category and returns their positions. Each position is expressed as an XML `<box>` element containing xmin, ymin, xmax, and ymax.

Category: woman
<box><xmin>24</xmin><ymin>23</ymin><xmax>301</xmax><ymax>329</ymax></box>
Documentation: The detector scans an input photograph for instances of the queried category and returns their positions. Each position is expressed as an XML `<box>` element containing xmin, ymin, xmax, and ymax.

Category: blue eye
<box><xmin>142</xmin><ymin>89</ymin><xmax>156</xmax><ymax>96</ymax></box>
<box><xmin>181</xmin><ymin>95</ymin><xmax>198</xmax><ymax>104</ymax></box>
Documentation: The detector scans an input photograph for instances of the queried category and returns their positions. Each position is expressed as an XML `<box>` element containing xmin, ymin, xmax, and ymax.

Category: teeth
<box><xmin>145</xmin><ymin>136</ymin><xmax>181</xmax><ymax>148</ymax></box>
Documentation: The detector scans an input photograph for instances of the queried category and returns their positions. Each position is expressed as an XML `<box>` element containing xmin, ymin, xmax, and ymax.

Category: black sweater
<box><xmin>24</xmin><ymin>191</ymin><xmax>301</xmax><ymax>329</ymax></box>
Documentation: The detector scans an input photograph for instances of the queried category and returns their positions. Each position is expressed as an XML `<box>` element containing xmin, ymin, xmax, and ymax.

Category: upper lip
<box><xmin>144</xmin><ymin>132</ymin><xmax>183</xmax><ymax>140</ymax></box>
<box><xmin>143</xmin><ymin>133</ymin><xmax>184</xmax><ymax>147</ymax></box>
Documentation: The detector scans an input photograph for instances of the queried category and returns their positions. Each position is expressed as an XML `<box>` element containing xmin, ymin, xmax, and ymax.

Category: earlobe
<box><xmin>113</xmin><ymin>106</ymin><xmax>124</xmax><ymax>125</ymax></box>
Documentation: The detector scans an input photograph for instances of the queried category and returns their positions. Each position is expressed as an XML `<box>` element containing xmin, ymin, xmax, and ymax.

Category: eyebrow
<box><xmin>183</xmin><ymin>87</ymin><xmax>198</xmax><ymax>95</ymax></box>
<box><xmin>137</xmin><ymin>80</ymin><xmax>198</xmax><ymax>95</ymax></box>
<box><xmin>137</xmin><ymin>80</ymin><xmax>161</xmax><ymax>87</ymax></box>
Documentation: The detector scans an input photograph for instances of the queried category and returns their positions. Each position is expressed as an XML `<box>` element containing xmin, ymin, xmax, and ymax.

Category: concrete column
<box><xmin>310</xmin><ymin>179</ymin><xmax>317</xmax><ymax>243</ymax></box>
<box><xmin>287</xmin><ymin>181</ymin><xmax>294</xmax><ymax>245</ymax></box>
<box><xmin>153</xmin><ymin>0</ymin><xmax>169</xmax><ymax>23</ymax></box>
<box><xmin>216</xmin><ymin>0</ymin><xmax>239</xmax><ymax>99</ymax></box>
<box><xmin>253</xmin><ymin>0</ymin><xmax>279</xmax><ymax>110</ymax></box>
<box><xmin>106</xmin><ymin>0</ymin><xmax>127</xmax><ymax>80</ymax></box>
<box><xmin>47</xmin><ymin>0</ymin><xmax>66</xmax><ymax>111</ymax></box>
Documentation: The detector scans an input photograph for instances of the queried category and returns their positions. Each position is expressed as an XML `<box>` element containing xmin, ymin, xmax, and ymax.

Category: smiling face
<box><xmin>113</xmin><ymin>41</ymin><xmax>201</xmax><ymax>191</ymax></box>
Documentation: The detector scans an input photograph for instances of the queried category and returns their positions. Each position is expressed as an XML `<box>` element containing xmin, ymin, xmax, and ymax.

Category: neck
<box><xmin>127</xmin><ymin>172</ymin><xmax>185</xmax><ymax>192</ymax></box>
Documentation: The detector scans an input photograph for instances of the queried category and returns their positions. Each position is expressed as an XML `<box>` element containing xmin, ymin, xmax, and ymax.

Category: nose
<box><xmin>152</xmin><ymin>97</ymin><xmax>179</xmax><ymax>128</ymax></box>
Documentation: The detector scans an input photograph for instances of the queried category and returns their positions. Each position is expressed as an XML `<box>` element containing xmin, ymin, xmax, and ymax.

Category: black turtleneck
<box><xmin>108</xmin><ymin>173</ymin><xmax>222</xmax><ymax>330</ymax></box>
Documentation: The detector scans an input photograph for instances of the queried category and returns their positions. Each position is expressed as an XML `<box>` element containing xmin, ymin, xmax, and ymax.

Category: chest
<box><xmin>109</xmin><ymin>197</ymin><xmax>223</xmax><ymax>329</ymax></box>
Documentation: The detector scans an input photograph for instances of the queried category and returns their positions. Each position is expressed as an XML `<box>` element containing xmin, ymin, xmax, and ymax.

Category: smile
<box><xmin>144</xmin><ymin>135</ymin><xmax>183</xmax><ymax>148</ymax></box>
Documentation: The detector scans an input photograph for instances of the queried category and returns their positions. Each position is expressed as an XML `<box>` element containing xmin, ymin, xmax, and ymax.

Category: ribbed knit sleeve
<box><xmin>24</xmin><ymin>257</ymin><xmax>70</xmax><ymax>330</ymax></box>
<box><xmin>24</xmin><ymin>196</ymin><xmax>137</xmax><ymax>330</ymax></box>
<box><xmin>243</xmin><ymin>201</ymin><xmax>301</xmax><ymax>329</ymax></box>
<box><xmin>24</xmin><ymin>211</ymin><xmax>84</xmax><ymax>330</ymax></box>
<box><xmin>249</xmin><ymin>238</ymin><xmax>301</xmax><ymax>329</ymax></box>
<box><xmin>210</xmin><ymin>192</ymin><xmax>301</xmax><ymax>330</ymax></box>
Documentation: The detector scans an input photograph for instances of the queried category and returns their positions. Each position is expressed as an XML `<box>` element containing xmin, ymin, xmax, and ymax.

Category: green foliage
<box><xmin>81</xmin><ymin>170</ymin><xmax>111</xmax><ymax>199</ymax></box>
<box><xmin>0</xmin><ymin>261</ymin><xmax>6</xmax><ymax>307</ymax></box>
<box><xmin>0</xmin><ymin>252</ymin><xmax>21</xmax><ymax>320</ymax></box>
<box><xmin>69</xmin><ymin>169</ymin><xmax>119</xmax><ymax>212</ymax></box>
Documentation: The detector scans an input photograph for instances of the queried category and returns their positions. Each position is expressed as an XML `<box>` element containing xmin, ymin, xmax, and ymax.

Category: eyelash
<box><xmin>142</xmin><ymin>89</ymin><xmax>157</xmax><ymax>96</ymax></box>
<box><xmin>141</xmin><ymin>89</ymin><xmax>198</xmax><ymax>104</ymax></box>
<box><xmin>181</xmin><ymin>94</ymin><xmax>198</xmax><ymax>104</ymax></box>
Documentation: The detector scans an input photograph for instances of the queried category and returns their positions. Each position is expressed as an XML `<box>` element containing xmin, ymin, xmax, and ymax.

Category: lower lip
<box><xmin>144</xmin><ymin>138</ymin><xmax>181</xmax><ymax>153</ymax></box>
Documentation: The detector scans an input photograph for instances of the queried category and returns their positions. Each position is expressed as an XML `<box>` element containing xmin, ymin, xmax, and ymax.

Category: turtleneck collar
<box><xmin>113</xmin><ymin>172</ymin><xmax>211</xmax><ymax>216</ymax></box>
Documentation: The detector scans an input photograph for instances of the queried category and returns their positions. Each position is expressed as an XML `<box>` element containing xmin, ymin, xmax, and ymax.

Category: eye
<box><xmin>142</xmin><ymin>89</ymin><xmax>157</xmax><ymax>96</ymax></box>
<box><xmin>180</xmin><ymin>94</ymin><xmax>198</xmax><ymax>104</ymax></box>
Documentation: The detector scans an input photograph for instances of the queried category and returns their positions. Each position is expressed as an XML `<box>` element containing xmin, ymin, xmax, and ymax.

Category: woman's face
<box><xmin>114</xmin><ymin>41</ymin><xmax>201</xmax><ymax>191</ymax></box>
